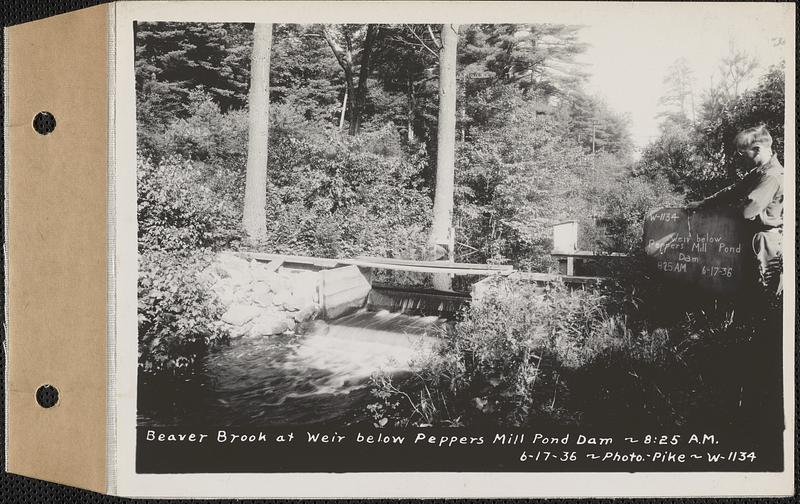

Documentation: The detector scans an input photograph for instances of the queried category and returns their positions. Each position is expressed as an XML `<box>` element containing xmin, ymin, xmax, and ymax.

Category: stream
<box><xmin>137</xmin><ymin>309</ymin><xmax>446</xmax><ymax>427</ymax></box>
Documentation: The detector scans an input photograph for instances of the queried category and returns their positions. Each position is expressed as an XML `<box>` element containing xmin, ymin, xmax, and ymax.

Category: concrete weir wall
<box><xmin>319</xmin><ymin>265</ymin><xmax>372</xmax><ymax>319</ymax></box>
<box><xmin>205</xmin><ymin>253</ymin><xmax>372</xmax><ymax>338</ymax></box>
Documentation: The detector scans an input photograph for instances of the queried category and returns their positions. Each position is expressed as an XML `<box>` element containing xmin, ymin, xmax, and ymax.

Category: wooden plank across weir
<box><xmin>240</xmin><ymin>252</ymin><xmax>512</xmax><ymax>276</ymax></box>
<box><xmin>550</xmin><ymin>251</ymin><xmax>630</xmax><ymax>258</ymax></box>
<box><xmin>342</xmin><ymin>259</ymin><xmax>507</xmax><ymax>276</ymax></box>
<box><xmin>353</xmin><ymin>255</ymin><xmax>513</xmax><ymax>271</ymax></box>
<box><xmin>241</xmin><ymin>252</ymin><xmax>343</xmax><ymax>268</ymax></box>
<box><xmin>511</xmin><ymin>272</ymin><xmax>606</xmax><ymax>285</ymax></box>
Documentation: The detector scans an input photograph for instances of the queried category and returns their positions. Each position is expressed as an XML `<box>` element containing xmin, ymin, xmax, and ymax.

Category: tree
<box><xmin>640</xmin><ymin>62</ymin><xmax>785</xmax><ymax>201</ymax></box>
<box><xmin>372</xmin><ymin>24</ymin><xmax>440</xmax><ymax>142</ymax></box>
<box><xmin>567</xmin><ymin>91</ymin><xmax>633</xmax><ymax>158</ymax></box>
<box><xmin>636</xmin><ymin>123</ymin><xmax>702</xmax><ymax>197</ymax></box>
<box><xmin>134</xmin><ymin>22</ymin><xmax>253</xmax><ymax>121</ymax></box>
<box><xmin>269</xmin><ymin>24</ymin><xmax>344</xmax><ymax>124</ymax></box>
<box><xmin>429</xmin><ymin>24</ymin><xmax>459</xmax><ymax>290</ymax></box>
<box><xmin>717</xmin><ymin>43</ymin><xmax>758</xmax><ymax>99</ymax></box>
<box><xmin>242</xmin><ymin>23</ymin><xmax>273</xmax><ymax>241</ymax></box>
<box><xmin>321</xmin><ymin>24</ymin><xmax>381</xmax><ymax>135</ymax></box>
<box><xmin>658</xmin><ymin>58</ymin><xmax>696</xmax><ymax>125</ymax></box>
<box><xmin>460</xmin><ymin>24</ymin><xmax>588</xmax><ymax>97</ymax></box>
<box><xmin>696</xmin><ymin>63</ymin><xmax>785</xmax><ymax>184</ymax></box>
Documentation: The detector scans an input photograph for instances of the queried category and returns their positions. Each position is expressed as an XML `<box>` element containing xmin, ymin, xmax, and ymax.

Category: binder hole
<box><xmin>33</xmin><ymin>111</ymin><xmax>56</xmax><ymax>135</ymax></box>
<box><xmin>36</xmin><ymin>384</ymin><xmax>59</xmax><ymax>408</ymax></box>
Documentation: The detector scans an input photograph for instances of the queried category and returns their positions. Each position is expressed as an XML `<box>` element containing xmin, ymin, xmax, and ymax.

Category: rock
<box><xmin>221</xmin><ymin>304</ymin><xmax>262</xmax><ymax>326</ymax></box>
<box><xmin>213</xmin><ymin>283</ymin><xmax>236</xmax><ymax>306</ymax></box>
<box><xmin>251</xmin><ymin>265</ymin><xmax>277</xmax><ymax>284</ymax></box>
<box><xmin>252</xmin><ymin>290</ymin><xmax>274</xmax><ymax>308</ymax></box>
<box><xmin>270</xmin><ymin>275</ymin><xmax>289</xmax><ymax>294</ymax></box>
<box><xmin>283</xmin><ymin>292</ymin><xmax>303</xmax><ymax>312</ymax></box>
<box><xmin>272</xmin><ymin>290</ymin><xmax>289</xmax><ymax>307</ymax></box>
<box><xmin>282</xmin><ymin>284</ymin><xmax>316</xmax><ymax>310</ymax></box>
<box><xmin>228</xmin><ymin>323</ymin><xmax>252</xmax><ymax>339</ymax></box>
<box><xmin>249</xmin><ymin>314</ymin><xmax>290</xmax><ymax>337</ymax></box>
<box><xmin>219</xmin><ymin>252</ymin><xmax>250</xmax><ymax>269</ymax></box>
<box><xmin>296</xmin><ymin>319</ymin><xmax>329</xmax><ymax>336</ymax></box>
<box><xmin>293</xmin><ymin>303</ymin><xmax>319</xmax><ymax>323</ymax></box>
<box><xmin>216</xmin><ymin>253</ymin><xmax>251</xmax><ymax>286</ymax></box>
<box><xmin>251</xmin><ymin>280</ymin><xmax>270</xmax><ymax>291</ymax></box>
<box><xmin>289</xmin><ymin>272</ymin><xmax>319</xmax><ymax>302</ymax></box>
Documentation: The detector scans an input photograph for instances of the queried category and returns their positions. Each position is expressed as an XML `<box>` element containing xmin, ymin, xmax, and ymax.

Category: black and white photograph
<box><xmin>132</xmin><ymin>5</ymin><xmax>790</xmax><ymax>477</ymax></box>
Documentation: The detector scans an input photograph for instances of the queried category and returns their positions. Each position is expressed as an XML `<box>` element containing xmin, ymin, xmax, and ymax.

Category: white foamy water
<box><xmin>292</xmin><ymin>310</ymin><xmax>445</xmax><ymax>391</ymax></box>
<box><xmin>139</xmin><ymin>309</ymin><xmax>448</xmax><ymax>426</ymax></box>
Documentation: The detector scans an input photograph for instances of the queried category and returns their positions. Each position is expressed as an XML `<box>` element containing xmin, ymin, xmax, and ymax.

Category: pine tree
<box><xmin>135</xmin><ymin>21</ymin><xmax>253</xmax><ymax>119</ymax></box>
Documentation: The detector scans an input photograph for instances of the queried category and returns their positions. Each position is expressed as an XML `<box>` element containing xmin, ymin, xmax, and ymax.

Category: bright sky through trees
<box><xmin>575</xmin><ymin>6</ymin><xmax>787</xmax><ymax>154</ymax></box>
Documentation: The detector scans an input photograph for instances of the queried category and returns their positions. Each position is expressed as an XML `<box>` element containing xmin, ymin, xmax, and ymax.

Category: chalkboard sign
<box><xmin>644</xmin><ymin>207</ymin><xmax>749</xmax><ymax>296</ymax></box>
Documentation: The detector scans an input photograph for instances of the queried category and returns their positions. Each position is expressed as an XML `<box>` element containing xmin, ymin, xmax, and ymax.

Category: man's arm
<box><xmin>742</xmin><ymin>173</ymin><xmax>780</xmax><ymax>220</ymax></box>
<box><xmin>687</xmin><ymin>179</ymin><xmax>743</xmax><ymax>210</ymax></box>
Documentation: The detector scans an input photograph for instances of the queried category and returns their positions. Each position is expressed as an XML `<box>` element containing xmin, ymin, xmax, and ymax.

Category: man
<box><xmin>687</xmin><ymin>125</ymin><xmax>783</xmax><ymax>295</ymax></box>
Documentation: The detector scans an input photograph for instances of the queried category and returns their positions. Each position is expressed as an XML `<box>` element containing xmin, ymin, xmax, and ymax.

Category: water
<box><xmin>137</xmin><ymin>309</ymin><xmax>446</xmax><ymax>427</ymax></box>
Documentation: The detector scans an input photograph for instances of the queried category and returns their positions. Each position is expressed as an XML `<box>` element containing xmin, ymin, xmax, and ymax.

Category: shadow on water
<box><xmin>137</xmin><ymin>309</ymin><xmax>446</xmax><ymax>427</ymax></box>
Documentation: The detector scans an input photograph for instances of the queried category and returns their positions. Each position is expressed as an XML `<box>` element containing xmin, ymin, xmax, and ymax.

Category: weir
<box><xmin>240</xmin><ymin>251</ymin><xmax>503</xmax><ymax>321</ymax></box>
<box><xmin>367</xmin><ymin>284</ymin><xmax>470</xmax><ymax>318</ymax></box>
<box><xmin>140</xmin><ymin>252</ymin><xmax>602</xmax><ymax>426</ymax></box>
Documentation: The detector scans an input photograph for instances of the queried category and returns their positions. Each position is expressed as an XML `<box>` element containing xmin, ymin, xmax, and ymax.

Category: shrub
<box><xmin>454</xmin><ymin>101</ymin><xmax>596</xmax><ymax>272</ymax></box>
<box><xmin>137</xmin><ymin>151</ymin><xmax>241</xmax><ymax>378</ymax></box>
<box><xmin>137</xmin><ymin>155</ymin><xmax>244</xmax><ymax>253</ymax></box>
<box><xmin>138</xmin><ymin>249</ymin><xmax>229</xmax><ymax>376</ymax></box>
<box><xmin>138</xmin><ymin>91</ymin><xmax>249</xmax><ymax>214</ymax></box>
<box><xmin>593</xmin><ymin>175</ymin><xmax>684</xmax><ymax>254</ymax></box>
<box><xmin>139</xmin><ymin>90</ymin><xmax>248</xmax><ymax>163</ymax></box>
<box><xmin>257</xmin><ymin>129</ymin><xmax>433</xmax><ymax>260</ymax></box>
<box><xmin>371</xmin><ymin>264</ymin><xmax>781</xmax><ymax>430</ymax></box>
<box><xmin>369</xmin><ymin>278</ymin><xmax>625</xmax><ymax>427</ymax></box>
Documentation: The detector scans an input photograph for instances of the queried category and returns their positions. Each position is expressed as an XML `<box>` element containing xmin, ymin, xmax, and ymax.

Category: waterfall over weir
<box><xmin>367</xmin><ymin>284</ymin><xmax>470</xmax><ymax>318</ymax></box>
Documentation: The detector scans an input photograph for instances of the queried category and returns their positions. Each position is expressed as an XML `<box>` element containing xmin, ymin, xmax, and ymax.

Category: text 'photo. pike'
<box><xmin>134</xmin><ymin>17</ymin><xmax>787</xmax><ymax>474</ymax></box>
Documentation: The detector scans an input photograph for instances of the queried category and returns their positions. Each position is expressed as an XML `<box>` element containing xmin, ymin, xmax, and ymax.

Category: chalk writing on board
<box><xmin>643</xmin><ymin>208</ymin><xmax>748</xmax><ymax>295</ymax></box>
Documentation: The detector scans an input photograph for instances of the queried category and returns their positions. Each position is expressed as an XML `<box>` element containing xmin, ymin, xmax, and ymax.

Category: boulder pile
<box><xmin>203</xmin><ymin>253</ymin><xmax>321</xmax><ymax>339</ymax></box>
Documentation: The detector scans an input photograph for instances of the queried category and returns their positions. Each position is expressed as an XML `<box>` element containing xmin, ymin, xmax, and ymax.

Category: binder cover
<box><xmin>5</xmin><ymin>4</ymin><xmax>110</xmax><ymax>493</ymax></box>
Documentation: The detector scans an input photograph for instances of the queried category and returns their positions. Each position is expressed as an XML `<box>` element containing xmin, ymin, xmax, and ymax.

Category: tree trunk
<box><xmin>460</xmin><ymin>106</ymin><xmax>466</xmax><ymax>142</ymax></box>
<box><xmin>407</xmin><ymin>76</ymin><xmax>415</xmax><ymax>142</ymax></box>
<box><xmin>428</xmin><ymin>24</ymin><xmax>459</xmax><ymax>291</ymax></box>
<box><xmin>242</xmin><ymin>23</ymin><xmax>272</xmax><ymax>242</ymax></box>
<box><xmin>338</xmin><ymin>88</ymin><xmax>348</xmax><ymax>129</ymax></box>
<box><xmin>349</xmin><ymin>24</ymin><xmax>378</xmax><ymax>136</ymax></box>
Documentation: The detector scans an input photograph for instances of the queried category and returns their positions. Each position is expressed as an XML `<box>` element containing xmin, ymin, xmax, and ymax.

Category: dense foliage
<box><xmin>136</xmin><ymin>22</ymin><xmax>650</xmax><ymax>271</ymax></box>
<box><xmin>370</xmin><ymin>273</ymin><xmax>781</xmax><ymax>429</ymax></box>
<box><xmin>263</xmin><ymin>126</ymin><xmax>433</xmax><ymax>258</ymax></box>
<box><xmin>137</xmin><ymin>155</ymin><xmax>241</xmax><ymax>376</ymax></box>
<box><xmin>371</xmin><ymin>280</ymin><xmax>622</xmax><ymax>427</ymax></box>
<box><xmin>638</xmin><ymin>63</ymin><xmax>785</xmax><ymax>200</ymax></box>
<box><xmin>138</xmin><ymin>250</ymin><xmax>229</xmax><ymax>375</ymax></box>
<box><xmin>138</xmin><ymin>155</ymin><xmax>243</xmax><ymax>253</ymax></box>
